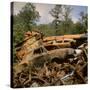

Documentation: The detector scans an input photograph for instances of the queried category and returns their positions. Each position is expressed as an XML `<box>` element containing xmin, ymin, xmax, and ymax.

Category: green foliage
<box><xmin>57</xmin><ymin>20</ymin><xmax>74</xmax><ymax>35</ymax></box>
<box><xmin>72</xmin><ymin>12</ymin><xmax>88</xmax><ymax>34</ymax></box>
<box><xmin>13</xmin><ymin>3</ymin><xmax>40</xmax><ymax>44</ymax></box>
<box><xmin>72</xmin><ymin>22</ymin><xmax>83</xmax><ymax>34</ymax></box>
<box><xmin>79</xmin><ymin>12</ymin><xmax>88</xmax><ymax>32</ymax></box>
<box><xmin>18</xmin><ymin>3</ymin><xmax>40</xmax><ymax>31</ymax></box>
<box><xmin>36</xmin><ymin>24</ymin><xmax>55</xmax><ymax>36</ymax></box>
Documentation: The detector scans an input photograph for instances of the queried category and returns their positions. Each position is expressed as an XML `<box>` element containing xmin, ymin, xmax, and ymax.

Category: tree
<box><xmin>13</xmin><ymin>3</ymin><xmax>40</xmax><ymax>43</ymax></box>
<box><xmin>79</xmin><ymin>11</ymin><xmax>88</xmax><ymax>32</ymax></box>
<box><xmin>73</xmin><ymin>22</ymin><xmax>83</xmax><ymax>34</ymax></box>
<box><xmin>18</xmin><ymin>3</ymin><xmax>40</xmax><ymax>31</ymax></box>
<box><xmin>62</xmin><ymin>6</ymin><xmax>73</xmax><ymax>33</ymax></box>
<box><xmin>50</xmin><ymin>5</ymin><xmax>62</xmax><ymax>35</ymax></box>
<box><xmin>73</xmin><ymin>12</ymin><xmax>88</xmax><ymax>34</ymax></box>
<box><xmin>50</xmin><ymin>5</ymin><xmax>73</xmax><ymax>35</ymax></box>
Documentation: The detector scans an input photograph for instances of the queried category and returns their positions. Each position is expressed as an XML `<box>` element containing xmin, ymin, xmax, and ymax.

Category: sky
<box><xmin>13</xmin><ymin>2</ymin><xmax>88</xmax><ymax>24</ymax></box>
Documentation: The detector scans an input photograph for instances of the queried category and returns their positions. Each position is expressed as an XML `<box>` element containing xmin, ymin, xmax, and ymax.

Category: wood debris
<box><xmin>12</xmin><ymin>31</ymin><xmax>88</xmax><ymax>88</ymax></box>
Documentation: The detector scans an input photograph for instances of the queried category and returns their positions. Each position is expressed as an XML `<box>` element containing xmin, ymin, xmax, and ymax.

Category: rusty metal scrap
<box><xmin>13</xmin><ymin>31</ymin><xmax>88</xmax><ymax>88</ymax></box>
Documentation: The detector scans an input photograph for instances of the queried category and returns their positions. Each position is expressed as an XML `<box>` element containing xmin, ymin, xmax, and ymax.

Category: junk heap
<box><xmin>12</xmin><ymin>30</ymin><xmax>88</xmax><ymax>88</ymax></box>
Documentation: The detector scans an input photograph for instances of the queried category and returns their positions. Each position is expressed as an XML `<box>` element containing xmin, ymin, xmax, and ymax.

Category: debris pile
<box><xmin>12</xmin><ymin>31</ymin><xmax>88</xmax><ymax>88</ymax></box>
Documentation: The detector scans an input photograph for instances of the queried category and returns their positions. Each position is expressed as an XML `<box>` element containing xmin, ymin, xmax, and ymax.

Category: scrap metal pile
<box><xmin>13</xmin><ymin>31</ymin><xmax>88</xmax><ymax>88</ymax></box>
